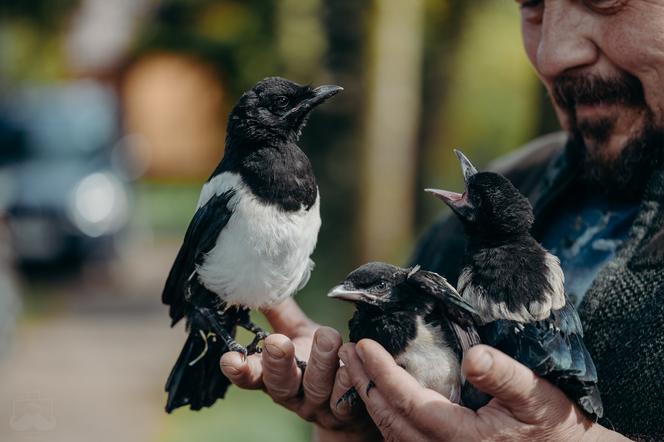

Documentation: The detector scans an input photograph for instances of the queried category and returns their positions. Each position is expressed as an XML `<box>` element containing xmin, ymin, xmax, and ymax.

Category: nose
<box><xmin>536</xmin><ymin>2</ymin><xmax>599</xmax><ymax>78</ymax></box>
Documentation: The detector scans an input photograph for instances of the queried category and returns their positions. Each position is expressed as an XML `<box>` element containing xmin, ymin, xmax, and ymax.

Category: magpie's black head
<box><xmin>426</xmin><ymin>150</ymin><xmax>534</xmax><ymax>238</ymax></box>
<box><xmin>327</xmin><ymin>262</ymin><xmax>448</xmax><ymax>313</ymax></box>
<box><xmin>227</xmin><ymin>77</ymin><xmax>342</xmax><ymax>145</ymax></box>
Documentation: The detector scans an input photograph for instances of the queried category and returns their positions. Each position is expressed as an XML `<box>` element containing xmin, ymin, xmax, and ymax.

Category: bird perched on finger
<box><xmin>426</xmin><ymin>149</ymin><xmax>603</xmax><ymax>419</ymax></box>
<box><xmin>162</xmin><ymin>77</ymin><xmax>342</xmax><ymax>413</ymax></box>
<box><xmin>328</xmin><ymin>262</ymin><xmax>491</xmax><ymax>410</ymax></box>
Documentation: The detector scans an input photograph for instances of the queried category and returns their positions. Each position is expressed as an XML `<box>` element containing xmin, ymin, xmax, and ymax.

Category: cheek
<box><xmin>601</xmin><ymin>9</ymin><xmax>664</xmax><ymax>121</ymax></box>
<box><xmin>520</xmin><ymin>19</ymin><xmax>541</xmax><ymax>70</ymax></box>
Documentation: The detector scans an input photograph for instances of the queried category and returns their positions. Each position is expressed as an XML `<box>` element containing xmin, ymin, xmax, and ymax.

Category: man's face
<box><xmin>517</xmin><ymin>0</ymin><xmax>664</xmax><ymax>196</ymax></box>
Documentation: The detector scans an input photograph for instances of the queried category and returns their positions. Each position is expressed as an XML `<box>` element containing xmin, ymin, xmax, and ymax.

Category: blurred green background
<box><xmin>0</xmin><ymin>1</ymin><xmax>559</xmax><ymax>441</ymax></box>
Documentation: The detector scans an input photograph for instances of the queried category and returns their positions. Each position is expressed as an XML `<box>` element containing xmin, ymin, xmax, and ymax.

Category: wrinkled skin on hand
<box><xmin>338</xmin><ymin>339</ymin><xmax>629</xmax><ymax>442</ymax></box>
<box><xmin>220</xmin><ymin>299</ymin><xmax>379</xmax><ymax>441</ymax></box>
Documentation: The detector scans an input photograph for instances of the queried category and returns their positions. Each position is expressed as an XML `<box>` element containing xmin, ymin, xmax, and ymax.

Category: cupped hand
<box><xmin>220</xmin><ymin>299</ymin><xmax>378</xmax><ymax>440</ymax></box>
<box><xmin>339</xmin><ymin>340</ymin><xmax>629</xmax><ymax>442</ymax></box>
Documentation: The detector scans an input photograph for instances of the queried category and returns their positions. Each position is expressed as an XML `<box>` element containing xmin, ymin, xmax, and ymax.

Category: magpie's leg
<box><xmin>197</xmin><ymin>307</ymin><xmax>247</xmax><ymax>357</ymax></box>
<box><xmin>239</xmin><ymin>318</ymin><xmax>269</xmax><ymax>355</ymax></box>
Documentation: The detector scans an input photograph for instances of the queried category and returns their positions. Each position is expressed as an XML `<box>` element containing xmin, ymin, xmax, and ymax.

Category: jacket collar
<box><xmin>531</xmin><ymin>138</ymin><xmax>664</xmax><ymax>269</ymax></box>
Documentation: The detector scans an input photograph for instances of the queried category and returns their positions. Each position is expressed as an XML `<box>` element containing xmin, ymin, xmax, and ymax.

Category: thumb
<box><xmin>462</xmin><ymin>345</ymin><xmax>554</xmax><ymax>411</ymax></box>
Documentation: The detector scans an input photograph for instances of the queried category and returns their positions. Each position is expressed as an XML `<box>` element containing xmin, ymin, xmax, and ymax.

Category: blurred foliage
<box><xmin>159</xmin><ymin>385</ymin><xmax>310</xmax><ymax>442</ymax></box>
<box><xmin>0</xmin><ymin>0</ymin><xmax>80</xmax><ymax>29</ymax></box>
<box><xmin>133</xmin><ymin>0</ymin><xmax>281</xmax><ymax>99</ymax></box>
<box><xmin>417</xmin><ymin>1</ymin><xmax>544</xmax><ymax>229</ymax></box>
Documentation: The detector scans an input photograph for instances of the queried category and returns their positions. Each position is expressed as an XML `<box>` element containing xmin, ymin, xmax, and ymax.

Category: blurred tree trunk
<box><xmin>414</xmin><ymin>0</ymin><xmax>480</xmax><ymax>230</ymax></box>
<box><xmin>358</xmin><ymin>0</ymin><xmax>425</xmax><ymax>263</ymax></box>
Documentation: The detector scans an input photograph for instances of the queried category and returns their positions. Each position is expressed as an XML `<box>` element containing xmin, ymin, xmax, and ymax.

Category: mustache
<box><xmin>552</xmin><ymin>74</ymin><xmax>644</xmax><ymax>110</ymax></box>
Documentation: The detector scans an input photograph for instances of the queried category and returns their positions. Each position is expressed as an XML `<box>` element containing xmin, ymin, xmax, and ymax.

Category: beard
<box><xmin>552</xmin><ymin>73</ymin><xmax>664</xmax><ymax>200</ymax></box>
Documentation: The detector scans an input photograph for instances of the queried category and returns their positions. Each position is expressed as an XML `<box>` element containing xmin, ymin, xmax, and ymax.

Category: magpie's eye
<box><xmin>274</xmin><ymin>95</ymin><xmax>289</xmax><ymax>110</ymax></box>
<box><xmin>375</xmin><ymin>282</ymin><xmax>388</xmax><ymax>291</ymax></box>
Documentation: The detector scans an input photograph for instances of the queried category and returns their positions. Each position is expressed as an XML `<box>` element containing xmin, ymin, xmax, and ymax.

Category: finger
<box><xmin>330</xmin><ymin>366</ymin><xmax>357</xmax><ymax>418</ymax></box>
<box><xmin>262</xmin><ymin>334</ymin><xmax>302</xmax><ymax>404</ymax></box>
<box><xmin>462</xmin><ymin>345</ymin><xmax>559</xmax><ymax>416</ymax></box>
<box><xmin>301</xmin><ymin>327</ymin><xmax>342</xmax><ymax>411</ymax></box>
<box><xmin>220</xmin><ymin>352</ymin><xmax>264</xmax><ymax>389</ymax></box>
<box><xmin>339</xmin><ymin>343</ymin><xmax>426</xmax><ymax>440</ymax></box>
<box><xmin>263</xmin><ymin>298</ymin><xmax>315</xmax><ymax>336</ymax></box>
<box><xmin>338</xmin><ymin>345</ymin><xmax>395</xmax><ymax>417</ymax></box>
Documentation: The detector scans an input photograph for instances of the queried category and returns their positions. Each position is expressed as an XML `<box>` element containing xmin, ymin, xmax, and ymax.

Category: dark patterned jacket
<box><xmin>411</xmin><ymin>132</ymin><xmax>664</xmax><ymax>441</ymax></box>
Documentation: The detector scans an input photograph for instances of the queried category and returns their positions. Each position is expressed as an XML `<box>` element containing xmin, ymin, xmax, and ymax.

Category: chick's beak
<box><xmin>310</xmin><ymin>85</ymin><xmax>344</xmax><ymax>106</ymax></box>
<box><xmin>327</xmin><ymin>284</ymin><xmax>381</xmax><ymax>305</ymax></box>
<box><xmin>284</xmin><ymin>85</ymin><xmax>343</xmax><ymax>126</ymax></box>
<box><xmin>454</xmin><ymin>149</ymin><xmax>478</xmax><ymax>183</ymax></box>
<box><xmin>425</xmin><ymin>149</ymin><xmax>478</xmax><ymax>215</ymax></box>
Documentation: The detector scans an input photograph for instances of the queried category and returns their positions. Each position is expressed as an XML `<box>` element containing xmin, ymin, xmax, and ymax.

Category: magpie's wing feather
<box><xmin>448</xmin><ymin>321</ymin><xmax>492</xmax><ymax>410</ymax></box>
<box><xmin>162</xmin><ymin>190</ymin><xmax>235</xmax><ymax>325</ymax></box>
<box><xmin>479</xmin><ymin>299</ymin><xmax>603</xmax><ymax>418</ymax></box>
<box><xmin>410</xmin><ymin>270</ymin><xmax>490</xmax><ymax>409</ymax></box>
<box><xmin>407</xmin><ymin>269</ymin><xmax>479</xmax><ymax>323</ymax></box>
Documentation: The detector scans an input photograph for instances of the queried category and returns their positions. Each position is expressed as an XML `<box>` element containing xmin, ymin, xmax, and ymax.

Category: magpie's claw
<box><xmin>365</xmin><ymin>380</ymin><xmax>375</xmax><ymax>396</ymax></box>
<box><xmin>228</xmin><ymin>342</ymin><xmax>248</xmax><ymax>360</ymax></box>
<box><xmin>246</xmin><ymin>331</ymin><xmax>269</xmax><ymax>355</ymax></box>
<box><xmin>336</xmin><ymin>387</ymin><xmax>360</xmax><ymax>410</ymax></box>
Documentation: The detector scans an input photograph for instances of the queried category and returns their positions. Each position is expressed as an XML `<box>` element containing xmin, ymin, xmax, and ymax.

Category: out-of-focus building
<box><xmin>121</xmin><ymin>53</ymin><xmax>227</xmax><ymax>179</ymax></box>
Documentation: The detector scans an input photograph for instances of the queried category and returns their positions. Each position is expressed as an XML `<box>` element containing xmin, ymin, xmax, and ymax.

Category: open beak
<box><xmin>455</xmin><ymin>149</ymin><xmax>478</xmax><ymax>183</ymax></box>
<box><xmin>425</xmin><ymin>149</ymin><xmax>478</xmax><ymax>216</ymax></box>
<box><xmin>285</xmin><ymin>84</ymin><xmax>343</xmax><ymax>123</ymax></box>
<box><xmin>327</xmin><ymin>284</ymin><xmax>381</xmax><ymax>305</ymax></box>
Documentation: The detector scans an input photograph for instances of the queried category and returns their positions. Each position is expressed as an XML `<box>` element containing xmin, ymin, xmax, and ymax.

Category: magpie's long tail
<box><xmin>165</xmin><ymin>328</ymin><xmax>231</xmax><ymax>413</ymax></box>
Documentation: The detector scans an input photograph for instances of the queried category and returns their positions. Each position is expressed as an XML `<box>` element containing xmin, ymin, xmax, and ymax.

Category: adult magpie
<box><xmin>163</xmin><ymin>77</ymin><xmax>342</xmax><ymax>412</ymax></box>
<box><xmin>328</xmin><ymin>262</ymin><xmax>490</xmax><ymax>410</ymax></box>
<box><xmin>426</xmin><ymin>150</ymin><xmax>604</xmax><ymax>419</ymax></box>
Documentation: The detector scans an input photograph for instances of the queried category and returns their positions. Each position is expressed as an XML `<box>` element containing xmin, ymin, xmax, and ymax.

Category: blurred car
<box><xmin>0</xmin><ymin>81</ymin><xmax>131</xmax><ymax>269</ymax></box>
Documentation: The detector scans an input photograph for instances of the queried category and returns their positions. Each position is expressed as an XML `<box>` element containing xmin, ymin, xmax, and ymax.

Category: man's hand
<box><xmin>219</xmin><ymin>299</ymin><xmax>378</xmax><ymax>441</ymax></box>
<box><xmin>339</xmin><ymin>339</ymin><xmax>630</xmax><ymax>442</ymax></box>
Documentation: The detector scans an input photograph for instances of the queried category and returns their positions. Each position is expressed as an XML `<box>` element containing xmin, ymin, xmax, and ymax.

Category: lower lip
<box><xmin>575</xmin><ymin>104</ymin><xmax>617</xmax><ymax>119</ymax></box>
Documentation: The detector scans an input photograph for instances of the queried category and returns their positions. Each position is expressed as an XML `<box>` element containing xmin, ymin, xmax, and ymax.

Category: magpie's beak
<box><xmin>285</xmin><ymin>85</ymin><xmax>343</xmax><ymax>124</ymax></box>
<box><xmin>327</xmin><ymin>284</ymin><xmax>382</xmax><ymax>306</ymax></box>
<box><xmin>455</xmin><ymin>149</ymin><xmax>478</xmax><ymax>183</ymax></box>
<box><xmin>425</xmin><ymin>149</ymin><xmax>478</xmax><ymax>218</ymax></box>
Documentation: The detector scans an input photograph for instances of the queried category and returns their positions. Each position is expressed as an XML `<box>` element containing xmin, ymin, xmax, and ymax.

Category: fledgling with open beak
<box><xmin>162</xmin><ymin>77</ymin><xmax>342</xmax><ymax>412</ymax></box>
<box><xmin>328</xmin><ymin>262</ymin><xmax>491</xmax><ymax>410</ymax></box>
<box><xmin>426</xmin><ymin>150</ymin><xmax>604</xmax><ymax>419</ymax></box>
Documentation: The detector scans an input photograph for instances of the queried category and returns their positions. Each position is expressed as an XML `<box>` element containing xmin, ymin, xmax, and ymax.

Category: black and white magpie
<box><xmin>328</xmin><ymin>262</ymin><xmax>490</xmax><ymax>410</ymax></box>
<box><xmin>426</xmin><ymin>150</ymin><xmax>604</xmax><ymax>419</ymax></box>
<box><xmin>162</xmin><ymin>77</ymin><xmax>342</xmax><ymax>412</ymax></box>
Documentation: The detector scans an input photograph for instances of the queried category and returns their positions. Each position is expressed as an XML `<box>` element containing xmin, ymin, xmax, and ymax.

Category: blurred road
<box><xmin>0</xmin><ymin>237</ymin><xmax>184</xmax><ymax>442</ymax></box>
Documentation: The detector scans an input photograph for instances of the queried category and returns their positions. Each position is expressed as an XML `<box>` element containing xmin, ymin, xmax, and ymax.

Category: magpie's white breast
<box><xmin>395</xmin><ymin>318</ymin><xmax>462</xmax><ymax>402</ymax></box>
<box><xmin>196</xmin><ymin>172</ymin><xmax>321</xmax><ymax>309</ymax></box>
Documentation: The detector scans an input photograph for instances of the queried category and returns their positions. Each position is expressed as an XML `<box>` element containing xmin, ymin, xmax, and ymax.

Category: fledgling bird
<box><xmin>163</xmin><ymin>77</ymin><xmax>342</xmax><ymax>413</ymax></box>
<box><xmin>426</xmin><ymin>150</ymin><xmax>603</xmax><ymax>419</ymax></box>
<box><xmin>328</xmin><ymin>262</ymin><xmax>490</xmax><ymax>410</ymax></box>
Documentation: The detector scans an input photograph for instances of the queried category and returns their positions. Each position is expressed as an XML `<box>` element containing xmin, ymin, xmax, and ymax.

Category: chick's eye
<box><xmin>274</xmin><ymin>95</ymin><xmax>289</xmax><ymax>110</ymax></box>
<box><xmin>375</xmin><ymin>282</ymin><xmax>388</xmax><ymax>291</ymax></box>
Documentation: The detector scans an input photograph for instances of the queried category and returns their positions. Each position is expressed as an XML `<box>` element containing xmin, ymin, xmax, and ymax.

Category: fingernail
<box><xmin>316</xmin><ymin>333</ymin><xmax>335</xmax><ymax>353</ymax></box>
<box><xmin>265</xmin><ymin>343</ymin><xmax>285</xmax><ymax>359</ymax></box>
<box><xmin>355</xmin><ymin>344</ymin><xmax>365</xmax><ymax>362</ymax></box>
<box><xmin>474</xmin><ymin>349</ymin><xmax>493</xmax><ymax>374</ymax></box>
